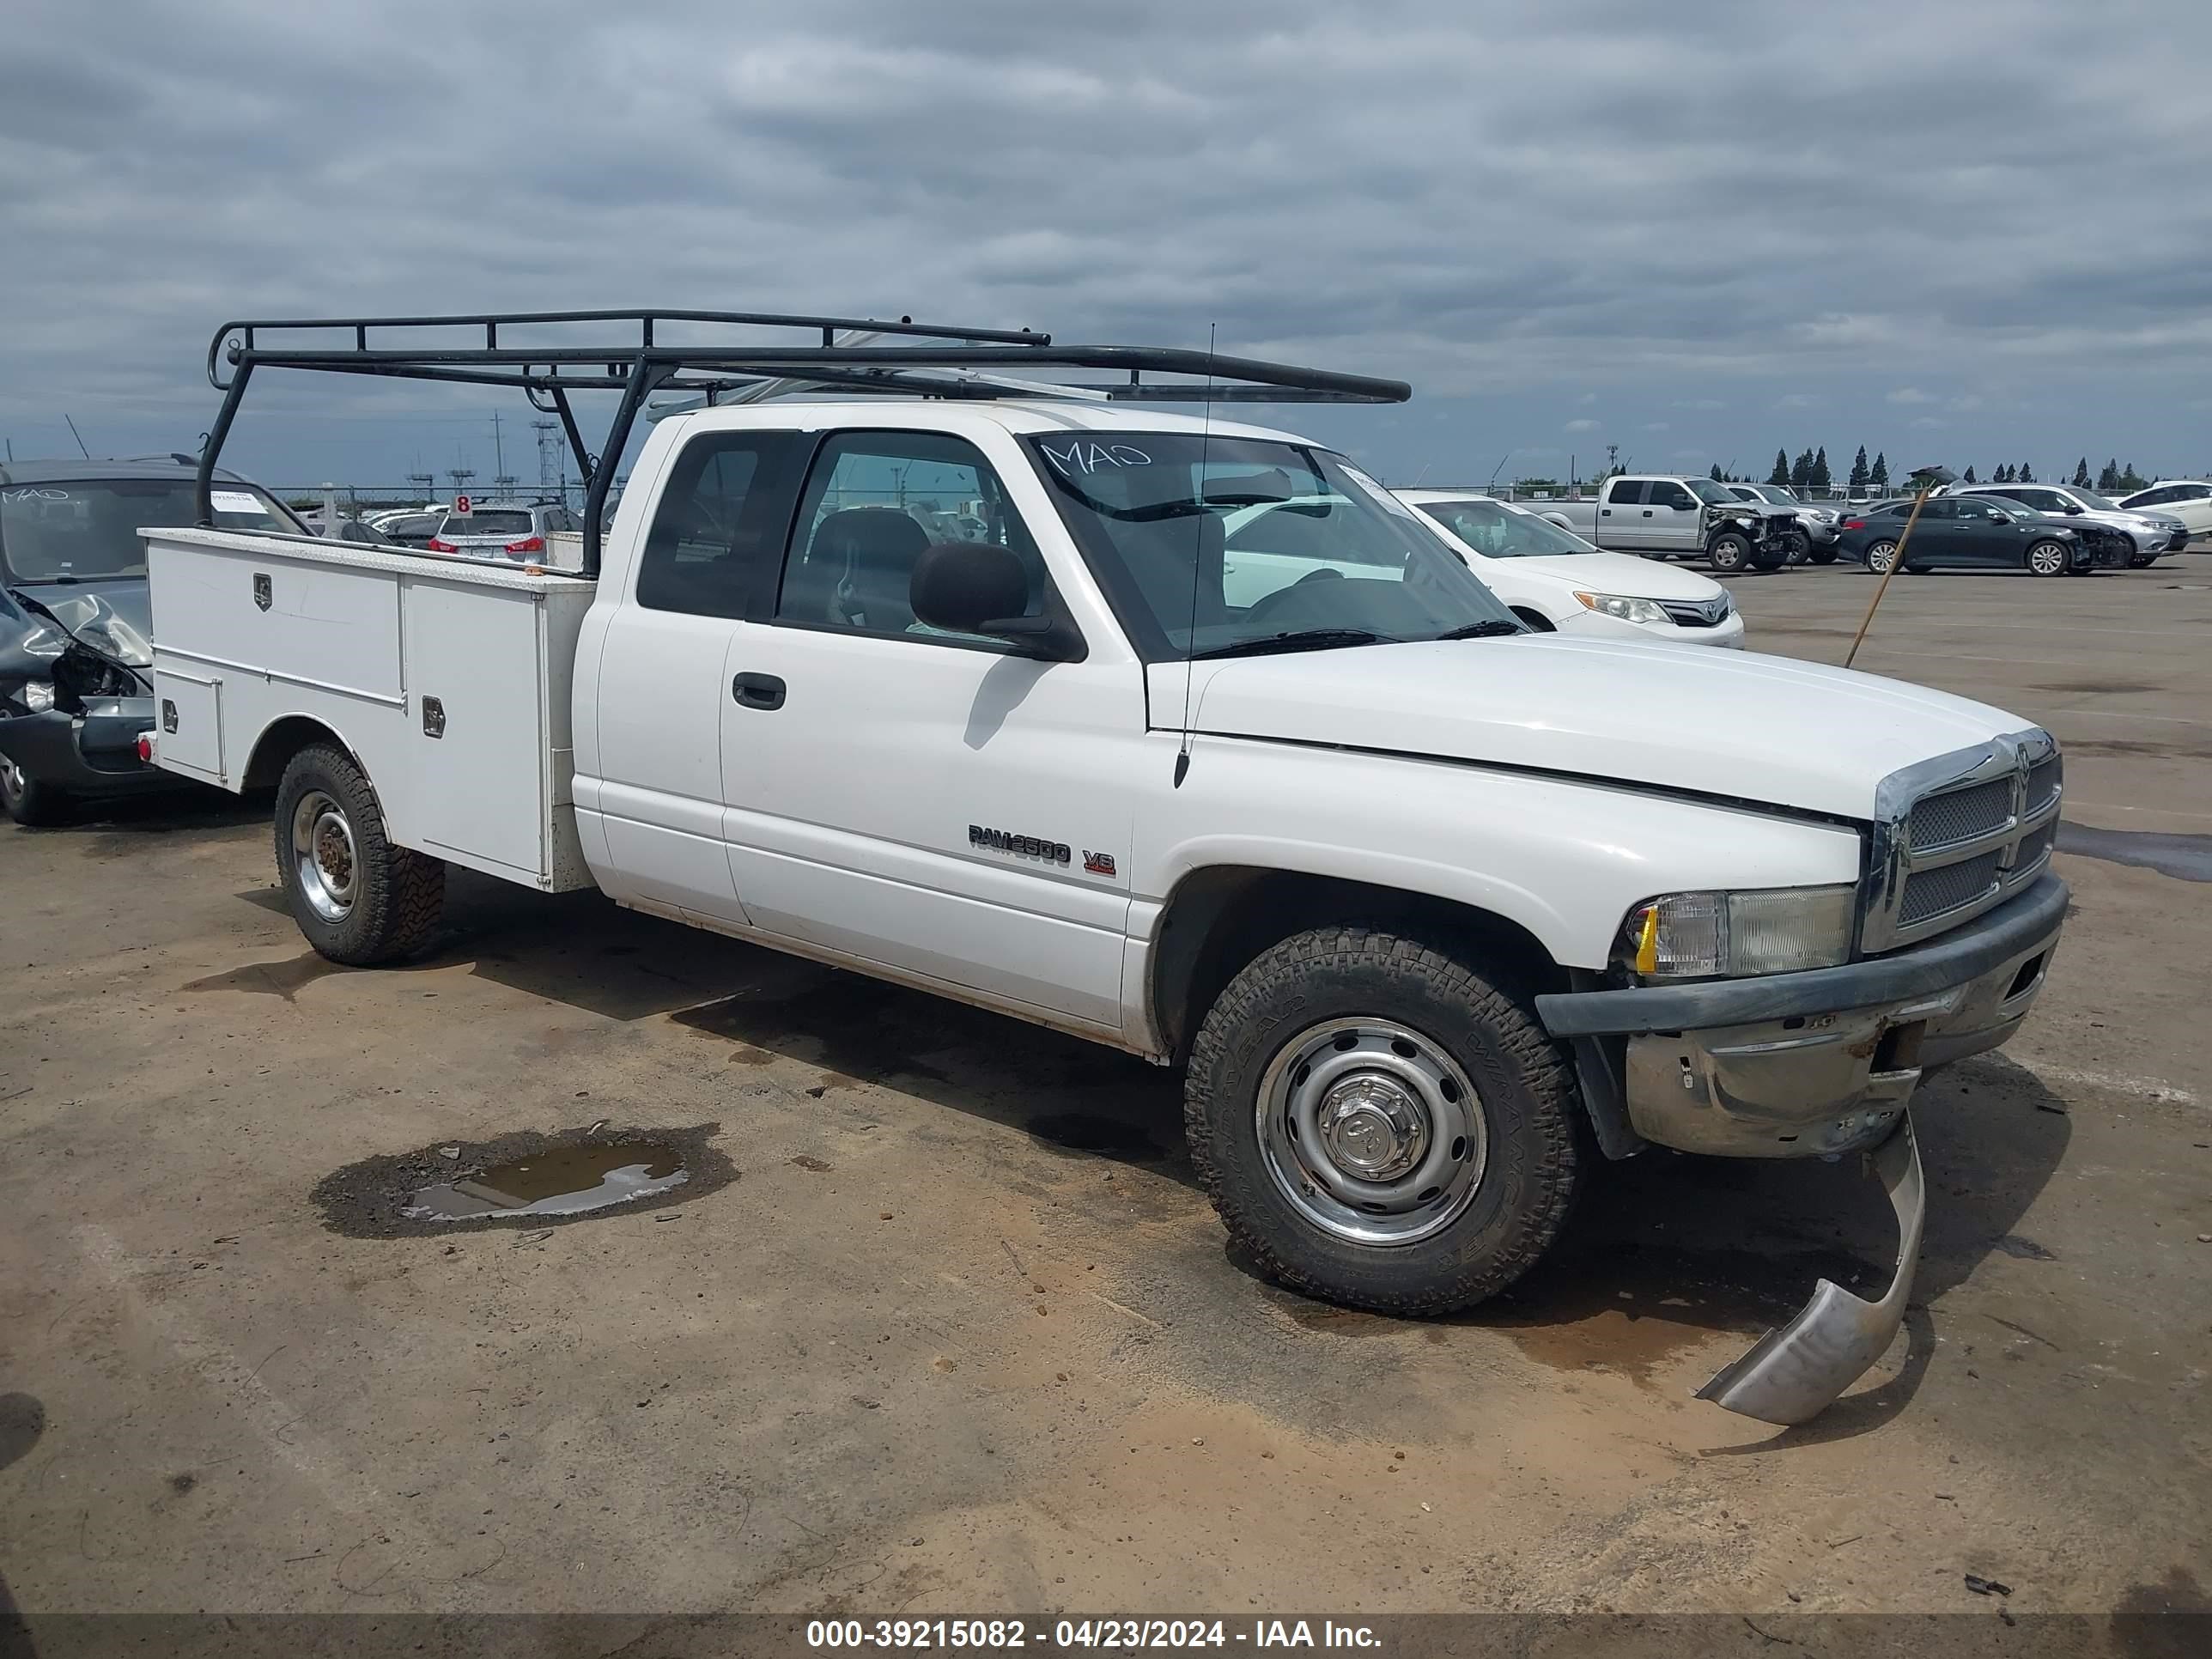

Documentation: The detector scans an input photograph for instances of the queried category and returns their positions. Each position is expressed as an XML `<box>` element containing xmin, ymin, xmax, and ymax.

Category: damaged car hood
<box><xmin>0</xmin><ymin>580</ymin><xmax>153</xmax><ymax>671</ymax></box>
<box><xmin>1163</xmin><ymin>635</ymin><xmax>2031</xmax><ymax>821</ymax></box>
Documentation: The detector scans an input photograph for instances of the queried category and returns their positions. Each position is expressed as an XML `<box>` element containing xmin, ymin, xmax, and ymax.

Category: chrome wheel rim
<box><xmin>2029</xmin><ymin>544</ymin><xmax>2065</xmax><ymax>575</ymax></box>
<box><xmin>291</xmin><ymin>790</ymin><xmax>358</xmax><ymax>922</ymax></box>
<box><xmin>1255</xmin><ymin>1017</ymin><xmax>1488</xmax><ymax>1247</ymax></box>
<box><xmin>1869</xmin><ymin>542</ymin><xmax>1897</xmax><ymax>571</ymax></box>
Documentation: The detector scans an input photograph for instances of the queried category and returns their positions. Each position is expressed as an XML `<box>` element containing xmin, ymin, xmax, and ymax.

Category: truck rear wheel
<box><xmin>274</xmin><ymin>743</ymin><xmax>446</xmax><ymax>965</ymax></box>
<box><xmin>1184</xmin><ymin>927</ymin><xmax>1580</xmax><ymax>1315</ymax></box>
<box><xmin>1707</xmin><ymin>532</ymin><xmax>1753</xmax><ymax>574</ymax></box>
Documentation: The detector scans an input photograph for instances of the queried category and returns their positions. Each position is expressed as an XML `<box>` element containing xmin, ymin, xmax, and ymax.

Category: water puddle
<box><xmin>404</xmin><ymin>1144</ymin><xmax>690</xmax><ymax>1220</ymax></box>
<box><xmin>312</xmin><ymin>1123</ymin><xmax>733</xmax><ymax>1238</ymax></box>
<box><xmin>2057</xmin><ymin>821</ymin><xmax>2212</xmax><ymax>883</ymax></box>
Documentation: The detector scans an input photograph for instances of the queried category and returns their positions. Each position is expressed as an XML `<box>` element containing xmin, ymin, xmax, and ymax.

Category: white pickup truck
<box><xmin>142</xmin><ymin>312</ymin><xmax>2069</xmax><ymax>1424</ymax></box>
<box><xmin>1549</xmin><ymin>474</ymin><xmax>1805</xmax><ymax>573</ymax></box>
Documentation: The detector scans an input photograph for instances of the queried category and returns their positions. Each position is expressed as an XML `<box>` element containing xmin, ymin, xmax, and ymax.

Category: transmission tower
<box><xmin>447</xmin><ymin>466</ymin><xmax>476</xmax><ymax>498</ymax></box>
<box><xmin>533</xmin><ymin>420</ymin><xmax>562</xmax><ymax>499</ymax></box>
<box><xmin>406</xmin><ymin>471</ymin><xmax>435</xmax><ymax>503</ymax></box>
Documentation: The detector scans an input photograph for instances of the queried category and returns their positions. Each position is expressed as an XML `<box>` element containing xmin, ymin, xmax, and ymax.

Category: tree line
<box><xmin>1703</xmin><ymin>449</ymin><xmax>2154</xmax><ymax>495</ymax></box>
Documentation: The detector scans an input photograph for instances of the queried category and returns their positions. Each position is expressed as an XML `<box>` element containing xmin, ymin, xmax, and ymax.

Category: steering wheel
<box><xmin>1242</xmin><ymin>566</ymin><xmax>1345</xmax><ymax>627</ymax></box>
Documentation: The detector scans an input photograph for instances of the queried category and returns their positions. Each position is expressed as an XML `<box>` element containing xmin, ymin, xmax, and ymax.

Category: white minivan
<box><xmin>1395</xmin><ymin>489</ymin><xmax>1745</xmax><ymax>647</ymax></box>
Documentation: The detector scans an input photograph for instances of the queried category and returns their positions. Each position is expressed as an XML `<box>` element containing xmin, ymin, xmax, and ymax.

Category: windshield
<box><xmin>1025</xmin><ymin>434</ymin><xmax>1517</xmax><ymax>660</ymax></box>
<box><xmin>0</xmin><ymin>479</ymin><xmax>293</xmax><ymax>582</ymax></box>
<box><xmin>1415</xmin><ymin>497</ymin><xmax>1598</xmax><ymax>558</ymax></box>
<box><xmin>2072</xmin><ymin>491</ymin><xmax>2121</xmax><ymax>512</ymax></box>
<box><xmin>1688</xmin><ymin>480</ymin><xmax>1740</xmax><ymax>506</ymax></box>
<box><xmin>1747</xmin><ymin>484</ymin><xmax>1797</xmax><ymax>504</ymax></box>
<box><xmin>442</xmin><ymin>509</ymin><xmax>535</xmax><ymax>538</ymax></box>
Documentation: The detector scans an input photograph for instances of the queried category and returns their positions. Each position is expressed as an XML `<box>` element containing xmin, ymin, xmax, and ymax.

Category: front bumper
<box><xmin>1559</xmin><ymin>611</ymin><xmax>1747</xmax><ymax>650</ymax></box>
<box><xmin>1536</xmin><ymin>876</ymin><xmax>2065</xmax><ymax>1425</ymax></box>
<box><xmin>0</xmin><ymin>701</ymin><xmax>170</xmax><ymax>795</ymax></box>
<box><xmin>1536</xmin><ymin>874</ymin><xmax>2067</xmax><ymax>1158</ymax></box>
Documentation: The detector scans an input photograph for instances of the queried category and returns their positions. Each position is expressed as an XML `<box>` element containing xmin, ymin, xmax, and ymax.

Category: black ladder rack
<box><xmin>195</xmin><ymin>307</ymin><xmax>1412</xmax><ymax>575</ymax></box>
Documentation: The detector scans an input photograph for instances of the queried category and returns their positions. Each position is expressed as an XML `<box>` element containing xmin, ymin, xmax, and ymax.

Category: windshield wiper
<box><xmin>1431</xmin><ymin>619</ymin><xmax>1524</xmax><ymax>640</ymax></box>
<box><xmin>1190</xmin><ymin>629</ymin><xmax>1389</xmax><ymax>660</ymax></box>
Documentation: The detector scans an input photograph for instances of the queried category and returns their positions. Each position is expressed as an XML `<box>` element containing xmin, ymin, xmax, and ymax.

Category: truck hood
<box><xmin>1168</xmin><ymin>636</ymin><xmax>2029</xmax><ymax>820</ymax></box>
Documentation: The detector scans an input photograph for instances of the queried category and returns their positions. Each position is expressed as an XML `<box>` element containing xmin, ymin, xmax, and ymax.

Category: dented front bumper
<box><xmin>1534</xmin><ymin>875</ymin><xmax>2067</xmax><ymax>1421</ymax></box>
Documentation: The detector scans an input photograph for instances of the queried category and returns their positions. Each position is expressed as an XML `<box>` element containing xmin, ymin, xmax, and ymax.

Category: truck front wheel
<box><xmin>1184</xmin><ymin>927</ymin><xmax>1581</xmax><ymax>1315</ymax></box>
<box><xmin>1707</xmin><ymin>532</ymin><xmax>1753</xmax><ymax>574</ymax></box>
<box><xmin>274</xmin><ymin>743</ymin><xmax>446</xmax><ymax>965</ymax></box>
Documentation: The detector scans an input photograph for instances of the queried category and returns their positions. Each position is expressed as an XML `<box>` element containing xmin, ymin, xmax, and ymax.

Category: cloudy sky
<box><xmin>3</xmin><ymin>0</ymin><xmax>2208</xmax><ymax>493</ymax></box>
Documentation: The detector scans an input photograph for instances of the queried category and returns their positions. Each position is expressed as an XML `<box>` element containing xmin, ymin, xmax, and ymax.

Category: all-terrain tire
<box><xmin>1183</xmin><ymin>927</ymin><xmax>1581</xmax><ymax>1316</ymax></box>
<box><xmin>274</xmin><ymin>742</ymin><xmax>446</xmax><ymax>964</ymax></box>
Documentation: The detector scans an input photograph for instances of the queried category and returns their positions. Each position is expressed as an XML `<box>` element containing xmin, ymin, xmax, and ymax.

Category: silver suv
<box><xmin>427</xmin><ymin>500</ymin><xmax>577</xmax><ymax>560</ymax></box>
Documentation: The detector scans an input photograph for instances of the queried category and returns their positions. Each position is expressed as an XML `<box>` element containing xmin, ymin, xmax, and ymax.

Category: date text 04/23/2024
<box><xmin>805</xmin><ymin>1620</ymin><xmax>1382</xmax><ymax>1649</ymax></box>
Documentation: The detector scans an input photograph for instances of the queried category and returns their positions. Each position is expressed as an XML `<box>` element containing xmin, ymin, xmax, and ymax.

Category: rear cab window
<box><xmin>635</xmin><ymin>432</ymin><xmax>800</xmax><ymax>619</ymax></box>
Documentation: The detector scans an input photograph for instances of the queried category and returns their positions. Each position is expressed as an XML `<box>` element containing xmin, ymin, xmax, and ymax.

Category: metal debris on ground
<box><xmin>1964</xmin><ymin>1574</ymin><xmax>2013</xmax><ymax>1597</ymax></box>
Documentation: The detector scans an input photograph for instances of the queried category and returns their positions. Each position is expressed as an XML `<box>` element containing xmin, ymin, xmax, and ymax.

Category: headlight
<box><xmin>1616</xmin><ymin>886</ymin><xmax>1856</xmax><ymax>978</ymax></box>
<box><xmin>20</xmin><ymin>680</ymin><xmax>55</xmax><ymax>713</ymax></box>
<box><xmin>1573</xmin><ymin>591</ymin><xmax>1672</xmax><ymax>626</ymax></box>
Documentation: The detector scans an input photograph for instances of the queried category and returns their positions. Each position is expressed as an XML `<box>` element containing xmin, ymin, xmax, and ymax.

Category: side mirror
<box><xmin>910</xmin><ymin>543</ymin><xmax>1085</xmax><ymax>662</ymax></box>
<box><xmin>2065</xmin><ymin>504</ymin><xmax>2083</xmax><ymax>514</ymax></box>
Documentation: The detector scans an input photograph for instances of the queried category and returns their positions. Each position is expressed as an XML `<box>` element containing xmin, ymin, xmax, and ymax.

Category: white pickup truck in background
<box><xmin>1549</xmin><ymin>473</ymin><xmax>1805</xmax><ymax>573</ymax></box>
<box><xmin>141</xmin><ymin>312</ymin><xmax>2070</xmax><ymax>1425</ymax></box>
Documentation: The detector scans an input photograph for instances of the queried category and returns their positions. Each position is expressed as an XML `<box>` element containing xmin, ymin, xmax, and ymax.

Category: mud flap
<box><xmin>1695</xmin><ymin>1114</ymin><xmax>1924</xmax><ymax>1425</ymax></box>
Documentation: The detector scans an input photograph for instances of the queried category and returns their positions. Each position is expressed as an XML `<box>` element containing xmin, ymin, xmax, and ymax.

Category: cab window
<box><xmin>775</xmin><ymin>430</ymin><xmax>1053</xmax><ymax>645</ymax></box>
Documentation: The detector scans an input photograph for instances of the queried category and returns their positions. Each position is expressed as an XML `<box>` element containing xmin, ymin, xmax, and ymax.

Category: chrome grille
<box><xmin>1657</xmin><ymin>597</ymin><xmax>1729</xmax><ymax>629</ymax></box>
<box><xmin>2025</xmin><ymin>753</ymin><xmax>2062</xmax><ymax>818</ymax></box>
<box><xmin>1909</xmin><ymin>778</ymin><xmax>2012</xmax><ymax>851</ymax></box>
<box><xmin>1899</xmin><ymin>851</ymin><xmax>2003</xmax><ymax>926</ymax></box>
<box><xmin>1864</xmin><ymin>728</ymin><xmax>2063</xmax><ymax>952</ymax></box>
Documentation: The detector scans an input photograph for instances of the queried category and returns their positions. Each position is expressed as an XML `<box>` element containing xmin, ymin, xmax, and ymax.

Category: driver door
<box><xmin>1644</xmin><ymin>480</ymin><xmax>1702</xmax><ymax>553</ymax></box>
<box><xmin>713</xmin><ymin>427</ymin><xmax>1150</xmax><ymax>1036</ymax></box>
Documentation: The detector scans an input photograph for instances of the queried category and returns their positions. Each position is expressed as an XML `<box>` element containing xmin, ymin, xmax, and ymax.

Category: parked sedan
<box><xmin>1837</xmin><ymin>496</ymin><xmax>2124</xmax><ymax>577</ymax></box>
<box><xmin>1395</xmin><ymin>490</ymin><xmax>1745</xmax><ymax>646</ymax></box>
<box><xmin>2116</xmin><ymin>481</ymin><xmax>2212</xmax><ymax>541</ymax></box>
<box><xmin>368</xmin><ymin>507</ymin><xmax>447</xmax><ymax>548</ymax></box>
<box><xmin>1955</xmin><ymin>483</ymin><xmax>2187</xmax><ymax>565</ymax></box>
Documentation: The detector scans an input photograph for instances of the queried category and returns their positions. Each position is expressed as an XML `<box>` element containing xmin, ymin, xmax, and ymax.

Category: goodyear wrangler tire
<box><xmin>274</xmin><ymin>742</ymin><xmax>445</xmax><ymax>965</ymax></box>
<box><xmin>1184</xmin><ymin>927</ymin><xmax>1581</xmax><ymax>1315</ymax></box>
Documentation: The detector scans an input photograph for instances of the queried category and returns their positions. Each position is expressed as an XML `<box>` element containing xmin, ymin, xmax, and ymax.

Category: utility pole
<box><xmin>491</xmin><ymin>410</ymin><xmax>505</xmax><ymax>484</ymax></box>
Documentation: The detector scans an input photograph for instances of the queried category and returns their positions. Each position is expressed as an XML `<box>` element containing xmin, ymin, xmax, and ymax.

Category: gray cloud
<box><xmin>3</xmin><ymin>0</ymin><xmax>2208</xmax><ymax>486</ymax></box>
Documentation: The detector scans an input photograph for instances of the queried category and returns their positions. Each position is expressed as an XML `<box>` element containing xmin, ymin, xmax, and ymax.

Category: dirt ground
<box><xmin>3</xmin><ymin>557</ymin><xmax>2208</xmax><ymax>1633</ymax></box>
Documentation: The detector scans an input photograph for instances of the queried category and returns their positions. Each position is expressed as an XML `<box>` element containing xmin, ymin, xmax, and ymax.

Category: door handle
<box><xmin>732</xmin><ymin>672</ymin><xmax>786</xmax><ymax>711</ymax></box>
<box><xmin>1601</xmin><ymin>508</ymin><xmax>1612</xmax><ymax>517</ymax></box>
<box><xmin>1642</xmin><ymin>509</ymin><xmax>1654</xmax><ymax>517</ymax></box>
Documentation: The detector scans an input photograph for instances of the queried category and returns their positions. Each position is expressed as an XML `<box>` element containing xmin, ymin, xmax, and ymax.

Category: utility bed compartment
<box><xmin>143</xmin><ymin>528</ymin><xmax>599</xmax><ymax>892</ymax></box>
